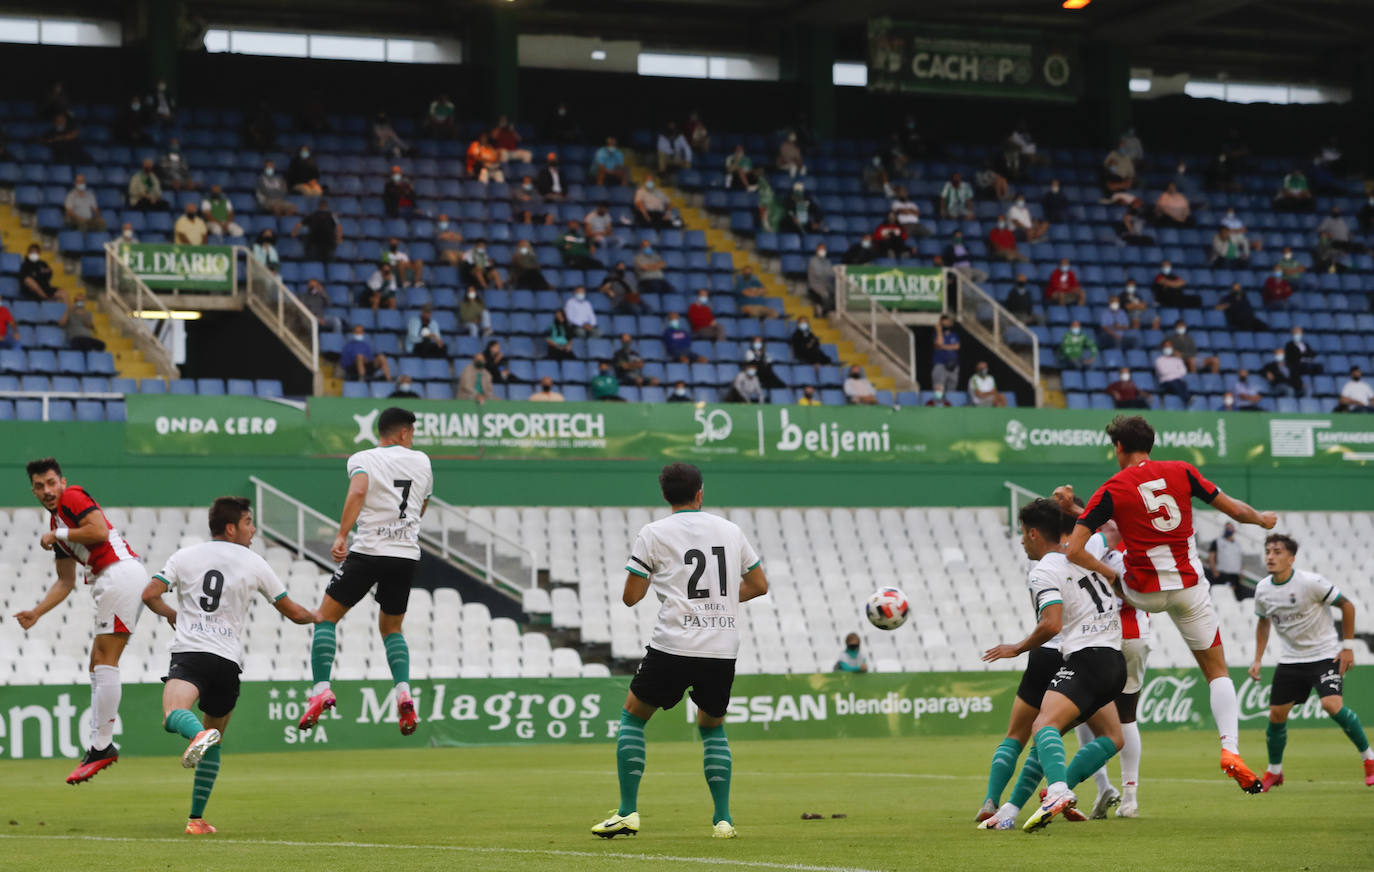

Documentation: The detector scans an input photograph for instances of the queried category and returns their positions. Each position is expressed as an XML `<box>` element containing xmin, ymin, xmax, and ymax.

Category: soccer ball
<box><xmin>865</xmin><ymin>587</ymin><xmax>910</xmax><ymax>631</ymax></box>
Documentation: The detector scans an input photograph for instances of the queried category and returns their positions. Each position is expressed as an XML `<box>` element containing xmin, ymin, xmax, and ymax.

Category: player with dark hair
<box><xmin>15</xmin><ymin>457</ymin><xmax>149</xmax><ymax>784</ymax></box>
<box><xmin>1055</xmin><ymin>414</ymin><xmax>1278</xmax><ymax>793</ymax></box>
<box><xmin>298</xmin><ymin>407</ymin><xmax>434</xmax><ymax>736</ymax></box>
<box><xmin>1249</xmin><ymin>533</ymin><xmax>1374</xmax><ymax>790</ymax></box>
<box><xmin>141</xmin><ymin>497</ymin><xmax>318</xmax><ymax>833</ymax></box>
<box><xmin>592</xmin><ymin>463</ymin><xmax>769</xmax><ymax>840</ymax></box>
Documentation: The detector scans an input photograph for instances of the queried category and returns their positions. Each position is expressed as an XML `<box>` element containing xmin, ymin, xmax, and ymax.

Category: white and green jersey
<box><xmin>626</xmin><ymin>509</ymin><xmax>761</xmax><ymax>660</ymax></box>
<box><xmin>1028</xmin><ymin>549</ymin><xmax>1121</xmax><ymax>657</ymax></box>
<box><xmin>346</xmin><ymin>444</ymin><xmax>434</xmax><ymax>560</ymax></box>
<box><xmin>154</xmin><ymin>540</ymin><xmax>288</xmax><ymax>666</ymax></box>
<box><xmin>1254</xmin><ymin>569</ymin><xmax>1344</xmax><ymax>663</ymax></box>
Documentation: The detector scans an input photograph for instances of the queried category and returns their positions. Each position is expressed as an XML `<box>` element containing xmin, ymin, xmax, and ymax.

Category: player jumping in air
<box><xmin>15</xmin><ymin>458</ymin><xmax>150</xmax><ymax>784</ymax></box>
<box><xmin>592</xmin><ymin>463</ymin><xmax>769</xmax><ymax>841</ymax></box>
<box><xmin>1249</xmin><ymin>533</ymin><xmax>1374</xmax><ymax>790</ymax></box>
<box><xmin>298</xmin><ymin>407</ymin><xmax>433</xmax><ymax>736</ymax></box>
<box><xmin>1057</xmin><ymin>415</ymin><xmax>1277</xmax><ymax>794</ymax></box>
<box><xmin>141</xmin><ymin>497</ymin><xmax>319</xmax><ymax>834</ymax></box>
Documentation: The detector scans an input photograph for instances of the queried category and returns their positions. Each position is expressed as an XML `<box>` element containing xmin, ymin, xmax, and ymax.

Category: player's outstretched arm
<box><xmin>1338</xmin><ymin>598</ymin><xmax>1357</xmax><ymax>675</ymax></box>
<box><xmin>331</xmin><ymin>473</ymin><xmax>370</xmax><ymax>562</ymax></box>
<box><xmin>273</xmin><ymin>595</ymin><xmax>321</xmax><ymax>625</ymax></box>
<box><xmin>739</xmin><ymin>564</ymin><xmax>769</xmax><ymax>602</ymax></box>
<box><xmin>141</xmin><ymin>578</ymin><xmax>177</xmax><ymax>628</ymax></box>
<box><xmin>983</xmin><ymin>603</ymin><xmax>1062</xmax><ymax>662</ymax></box>
<box><xmin>14</xmin><ymin>557</ymin><xmax>77</xmax><ymax>629</ymax></box>
<box><xmin>1064</xmin><ymin>524</ymin><xmax>1119</xmax><ymax>585</ymax></box>
<box><xmin>1248</xmin><ymin>616</ymin><xmax>1270</xmax><ymax>681</ymax></box>
<box><xmin>1210</xmin><ymin>491</ymin><xmax>1278</xmax><ymax>530</ymax></box>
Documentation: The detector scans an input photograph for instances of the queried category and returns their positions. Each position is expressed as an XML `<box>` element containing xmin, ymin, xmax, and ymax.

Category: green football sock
<box><xmin>164</xmin><ymin>708</ymin><xmax>204</xmax><ymax>741</ymax></box>
<box><xmin>700</xmin><ymin>724</ymin><xmax>733</xmax><ymax>825</ymax></box>
<box><xmin>189</xmin><ymin>745</ymin><xmax>220</xmax><ymax>819</ymax></box>
<box><xmin>383</xmin><ymin>632</ymin><xmax>410</xmax><ymax>685</ymax></box>
<box><xmin>984</xmin><ymin>737</ymin><xmax>1023</xmax><ymax>805</ymax></box>
<box><xmin>1034</xmin><ymin>725</ymin><xmax>1068</xmax><ymax>786</ymax></box>
<box><xmin>1266</xmin><ymin>720</ymin><xmax>1287</xmax><ymax>766</ymax></box>
<box><xmin>1007</xmin><ymin>748</ymin><xmax>1044</xmax><ymax>808</ymax></box>
<box><xmin>1065</xmin><ymin>736</ymin><xmax>1119</xmax><ymax>788</ymax></box>
<box><xmin>1330</xmin><ymin>706</ymin><xmax>1370</xmax><ymax>753</ymax></box>
<box><xmin>616</xmin><ymin>710</ymin><xmax>647</xmax><ymax>816</ymax></box>
<box><xmin>311</xmin><ymin>621</ymin><xmax>337</xmax><ymax>684</ymax></box>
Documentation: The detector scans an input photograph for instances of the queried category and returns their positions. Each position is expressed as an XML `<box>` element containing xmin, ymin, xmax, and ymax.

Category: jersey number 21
<box><xmin>685</xmin><ymin>547</ymin><xmax>727</xmax><ymax>599</ymax></box>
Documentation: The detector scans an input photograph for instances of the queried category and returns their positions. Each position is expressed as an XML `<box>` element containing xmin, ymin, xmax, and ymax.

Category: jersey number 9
<box><xmin>200</xmin><ymin>570</ymin><xmax>224</xmax><ymax>613</ymax></box>
<box><xmin>685</xmin><ymin>546</ymin><xmax>727</xmax><ymax>599</ymax></box>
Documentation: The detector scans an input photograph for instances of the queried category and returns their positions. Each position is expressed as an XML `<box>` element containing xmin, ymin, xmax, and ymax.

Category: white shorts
<box><xmin>1122</xmin><ymin>583</ymin><xmax>1219</xmax><ymax>652</ymax></box>
<box><xmin>91</xmin><ymin>559</ymin><xmax>147</xmax><ymax>636</ymax></box>
<box><xmin>1122</xmin><ymin>637</ymin><xmax>1151</xmax><ymax>694</ymax></box>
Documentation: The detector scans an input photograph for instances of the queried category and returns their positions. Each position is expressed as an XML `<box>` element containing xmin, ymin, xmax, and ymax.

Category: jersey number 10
<box><xmin>685</xmin><ymin>547</ymin><xmax>727</xmax><ymax>599</ymax></box>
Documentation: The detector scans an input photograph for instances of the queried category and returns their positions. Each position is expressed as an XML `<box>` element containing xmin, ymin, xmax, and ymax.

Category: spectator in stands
<box><xmin>592</xmin><ymin>137</ymin><xmax>628</xmax><ymax>187</ymax></box>
<box><xmin>940</xmin><ymin>230</ymin><xmax>988</xmax><ymax>283</ymax></box>
<box><xmin>382</xmin><ymin>166</ymin><xmax>417</xmax><ymax>219</ymax></box>
<box><xmin>843</xmin><ymin>234</ymin><xmax>877</xmax><ymax>265</ymax></box>
<box><xmin>1215</xmin><ymin>282</ymin><xmax>1268</xmax><ymax>330</ymax></box>
<box><xmin>1058</xmin><ymin>320</ymin><xmax>1097</xmax><ymax>371</ymax></box>
<box><xmin>63</xmin><ymin>174</ymin><xmax>105</xmax><ymax>232</ymax></box>
<box><xmin>425</xmin><ymin>95</ymin><xmax>456</xmax><ymax>137</ymax></box>
<box><xmin>734</xmin><ymin>264</ymin><xmax>763</xmax><ymax>296</ymax></box>
<box><xmin>1097</xmin><ymin>295</ymin><xmax>1138</xmax><ymax>350</ymax></box>
<box><xmin>484</xmin><ymin>340</ymin><xmax>513</xmax><ymax>385</ymax></box>
<box><xmin>512</xmin><ymin>175</ymin><xmax>552</xmax><ymax>225</ymax></box>
<box><xmin>834</xmin><ymin>633</ymin><xmax>869</xmax><ymax>672</ymax></box>
<box><xmin>967</xmin><ymin>362</ymin><xmax>1008</xmax><ymax>407</ymax></box>
<box><xmin>1204</xmin><ymin>523</ymin><xmax>1246</xmax><ymax>598</ymax></box>
<box><xmin>490</xmin><ymin>115</ymin><xmax>532</xmax><ymax>164</ymax></box>
<box><xmin>890</xmin><ymin>186</ymin><xmax>931</xmax><ymax>238</ymax></box>
<box><xmin>1169</xmin><ymin>320</ymin><xmax>1219</xmax><ymax>374</ymax></box>
<box><xmin>459</xmin><ymin>287</ymin><xmax>492</xmax><ymax>337</ymax></box>
<box><xmin>1007</xmin><ymin>193</ymin><xmax>1048</xmax><ymax>243</ymax></box>
<box><xmin>117</xmin><ymin>222</ymin><xmax>137</xmax><ymax>243</ymax></box>
<box><xmin>115</xmin><ymin>95</ymin><xmax>151</xmax><ymax>145</ymax></box>
<box><xmin>726</xmin><ymin>363</ymin><xmax>765</xmax><ymax>404</ymax></box>
<box><xmin>666</xmin><ymin>380</ymin><xmax>692</xmax><ymax>403</ymax></box>
<box><xmin>782</xmin><ymin>183</ymin><xmax>824</xmax><ymax>234</ymax></box>
<box><xmin>1041</xmin><ymin>179</ymin><xmax>1070</xmax><ymax>224</ymax></box>
<box><xmin>735</xmin><ymin>273</ymin><xmax>779</xmax><ymax>321</ymax></box>
<box><xmin>42</xmin><ymin>112</ymin><xmax>86</xmax><ymax>163</ymax></box>
<box><xmin>1121</xmin><ymin>277</ymin><xmax>1156</xmax><ymax>329</ymax></box>
<box><xmin>791</xmin><ymin>317</ymin><xmax>831</xmax><ymax>368</ymax></box>
<box><xmin>687</xmin><ymin>290</ymin><xmax>726</xmax><ymax>342</ymax></box>
<box><xmin>1276</xmin><ymin>246</ymin><xmax>1307</xmax><ymax>281</ymax></box>
<box><xmin>1337</xmin><ymin>366</ymin><xmax>1374</xmax><ymax>413</ymax></box>
<box><xmin>1274</xmin><ymin>168</ymin><xmax>1314</xmax><ymax>212</ymax></box>
<box><xmin>1119</xmin><ymin>128</ymin><xmax>1145</xmax><ymax>167</ymax></box>
<box><xmin>798</xmin><ymin>384</ymin><xmax>821</xmax><ymax>406</ymax></box>
<box><xmin>457</xmin><ymin>353</ymin><xmax>495</xmax><ymax>403</ymax></box>
<box><xmin>1232</xmin><ymin>369</ymin><xmax>1264</xmax><ymax>411</ymax></box>
<box><xmin>634</xmin><ymin>240</ymin><xmax>671</xmax><ymax>295</ymax></box>
<box><xmin>128</xmin><ymin>159</ymin><xmax>167</xmax><ymax>211</ymax></box>
<box><xmin>988</xmin><ymin>216</ymin><xmax>1026</xmax><ymax>263</ymax></box>
<box><xmin>1152</xmin><ymin>259</ymin><xmax>1200</xmax><ymax>309</ymax></box>
<box><xmin>1219</xmin><ymin>207</ymin><xmax>1258</xmax><ymax>251</ymax></box>
<box><xmin>1152</xmin><ymin>182</ymin><xmax>1192</xmax><ymax>227</ymax></box>
<box><xmin>546</xmin><ymin>310</ymin><xmax>575</xmax><ymax>361</ymax></box>
<box><xmin>862</xmin><ymin>155</ymin><xmax>891</xmax><ymax>196</ymax></box>
<box><xmin>743</xmin><ymin>336</ymin><xmax>784</xmax><ymax>389</ymax></box>
<box><xmin>591</xmin><ymin>361</ymin><xmax>625</xmax><ymax>402</ymax></box>
<box><xmin>58</xmin><ymin>297</ymin><xmax>101</xmax><ymax>352</ymax></box>
<box><xmin>433</xmin><ymin>215</ymin><xmax>464</xmax><ymax>267</ymax></box>
<box><xmin>1003</xmin><ymin>274</ymin><xmax>1038</xmax><ymax>324</ymax></box>
<box><xmin>381</xmin><ymin>237</ymin><xmax>423</xmax><ymax>288</ymax></box>
<box><xmin>776</xmin><ymin>131</ymin><xmax>807</xmax><ymax>179</ymax></box>
<box><xmin>147</xmin><ymin>79</ymin><xmax>175</xmax><ymax>122</ymax></box>
<box><xmin>405</xmin><ymin>305</ymin><xmax>445</xmax><ymax>358</ymax></box>
<box><xmin>1102</xmin><ymin>139</ymin><xmax>1135</xmax><ymax>193</ymax></box>
<box><xmin>601</xmin><ymin>262</ymin><xmax>645</xmax><ymax>315</ymax></box>
<box><xmin>684</xmin><ymin>110</ymin><xmax>710</xmax><ymax>153</ymax></box>
<box><xmin>725</xmin><ymin>145</ymin><xmax>757</xmax><ymax>191</ymax></box>
<box><xmin>1170</xmin><ymin>159</ymin><xmax>1207</xmax><ymax>207</ymax></box>
<box><xmin>1045</xmin><ymin>259</ymin><xmax>1085</xmax><ymax>306</ymax></box>
<box><xmin>389</xmin><ymin>375</ymin><xmax>420</xmax><ymax>399</ymax></box>
<box><xmin>634</xmin><ymin>176</ymin><xmax>677</xmax><ymax>229</ymax></box>
<box><xmin>939</xmin><ymin>172</ymin><xmax>975</xmax><ymax>220</ymax></box>
<box><xmin>286</xmin><ymin>145</ymin><xmax>323</xmax><ymax>196</ymax></box>
<box><xmin>362</xmin><ymin>263</ymin><xmax>400</xmax><ymax>311</ymax></box>
<box><xmin>564</xmin><ymin>287</ymin><xmax>601</xmax><ymax>337</ymax></box>
<box><xmin>157</xmin><ymin>140</ymin><xmax>196</xmax><ymax>192</ymax></box>
<box><xmin>200</xmin><ymin>186</ymin><xmax>242</xmax><ymax>239</ymax></box>
<box><xmin>1154</xmin><ymin>341</ymin><xmax>1191</xmax><ymax>403</ymax></box>
<box><xmin>510</xmin><ymin>240</ymin><xmax>549</xmax><ymax>290</ymax></box>
<box><xmin>1210</xmin><ymin>225</ymin><xmax>1249</xmax><ymax>267</ymax></box>
<box><xmin>298</xmin><ymin>278</ymin><xmax>338</xmax><ymax>333</ymax></box>
<box><xmin>806</xmin><ymin>244</ymin><xmax>834</xmax><ymax>315</ymax></box>
<box><xmin>251</xmin><ymin>228</ymin><xmax>280</xmax><ymax>273</ymax></box>
<box><xmin>0</xmin><ymin>296</ymin><xmax>18</xmax><ymax>349</ymax></box>
<box><xmin>924</xmin><ymin>388</ymin><xmax>951</xmax><ymax>407</ymax></box>
<box><xmin>843</xmin><ymin>366</ymin><xmax>878</xmax><ymax>405</ymax></box>
<box><xmin>662</xmin><ymin>312</ymin><xmax>703</xmax><ymax>364</ymax></box>
<box><xmin>613</xmin><ymin>334</ymin><xmax>655</xmax><ymax>387</ymax></box>
<box><xmin>1107</xmin><ymin>368</ymin><xmax>1149</xmax><ymax>409</ymax></box>
<box><xmin>1285</xmin><ymin>327</ymin><xmax>1322</xmax><ymax>378</ymax></box>
<box><xmin>253</xmin><ymin>160</ymin><xmax>294</xmax><ymax>217</ymax></box>
<box><xmin>583</xmin><ymin>202</ymin><xmax>615</xmax><ymax>250</ymax></box>
<box><xmin>371</xmin><ymin>112</ymin><xmax>408</xmax><ymax>157</ymax></box>
<box><xmin>1262</xmin><ymin>348</ymin><xmax>1301</xmax><ymax>398</ymax></box>
<box><xmin>1117</xmin><ymin>200</ymin><xmax>1155</xmax><ymax>246</ymax></box>
<box><xmin>974</xmin><ymin>157</ymin><xmax>1010</xmax><ymax>202</ymax></box>
<box><xmin>466</xmin><ymin>132</ymin><xmax>504</xmax><ymax>183</ymax></box>
<box><xmin>340</xmin><ymin>325</ymin><xmax>392</xmax><ymax>382</ymax></box>
<box><xmin>930</xmin><ymin>315</ymin><xmax>961</xmax><ymax>391</ymax></box>
<box><xmin>174</xmin><ymin>202</ymin><xmax>208</xmax><ymax>246</ymax></box>
<box><xmin>1313</xmin><ymin>230</ymin><xmax>1351</xmax><ymax>273</ymax></box>
<box><xmin>558</xmin><ymin>220</ymin><xmax>601</xmax><ymax>269</ymax></box>
<box><xmin>1005</xmin><ymin>121</ymin><xmax>1040</xmax><ymax>176</ymax></box>
<box><xmin>1262</xmin><ymin>266</ymin><xmax>1294</xmax><ymax>307</ymax></box>
<box><xmin>462</xmin><ymin>239</ymin><xmax>504</xmax><ymax>290</ymax></box>
<box><xmin>873</xmin><ymin>214</ymin><xmax>910</xmax><ymax>259</ymax></box>
<box><xmin>657</xmin><ymin>123</ymin><xmax>693</xmax><ymax>174</ymax></box>
<box><xmin>536</xmin><ymin>153</ymin><xmax>567</xmax><ymax>201</ymax></box>
<box><xmin>756</xmin><ymin>175</ymin><xmax>784</xmax><ymax>233</ymax></box>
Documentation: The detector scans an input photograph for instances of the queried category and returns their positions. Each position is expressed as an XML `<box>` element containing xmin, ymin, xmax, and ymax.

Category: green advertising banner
<box><xmin>116</xmin><ymin>242</ymin><xmax>234</xmax><ymax>292</ymax></box>
<box><xmin>125</xmin><ymin>394</ymin><xmax>308</xmax><ymax>455</ymax></box>
<box><xmin>867</xmin><ymin>21</ymin><xmax>1083</xmax><ymax>102</ymax></box>
<box><xmin>0</xmin><ymin>668</ymin><xmax>1354</xmax><ymax>760</ymax></box>
<box><xmin>843</xmin><ymin>265</ymin><xmax>945</xmax><ymax>312</ymax></box>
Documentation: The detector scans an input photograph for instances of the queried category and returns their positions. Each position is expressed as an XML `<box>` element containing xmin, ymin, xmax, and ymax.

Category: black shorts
<box><xmin>1271</xmin><ymin>659</ymin><xmax>1344</xmax><ymax>706</ymax></box>
<box><xmin>1016</xmin><ymin>646</ymin><xmax>1063</xmax><ymax>707</ymax></box>
<box><xmin>1049</xmin><ymin>647</ymin><xmax>1127</xmax><ymax>718</ymax></box>
<box><xmin>325</xmin><ymin>552</ymin><xmax>417</xmax><ymax>615</ymax></box>
<box><xmin>163</xmin><ymin>652</ymin><xmax>242</xmax><ymax>718</ymax></box>
<box><xmin>629</xmin><ymin>646</ymin><xmax>736</xmax><ymax>719</ymax></box>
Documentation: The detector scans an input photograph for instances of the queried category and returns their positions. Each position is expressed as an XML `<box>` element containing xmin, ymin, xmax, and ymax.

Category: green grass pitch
<box><xmin>0</xmin><ymin>730</ymin><xmax>1367</xmax><ymax>871</ymax></box>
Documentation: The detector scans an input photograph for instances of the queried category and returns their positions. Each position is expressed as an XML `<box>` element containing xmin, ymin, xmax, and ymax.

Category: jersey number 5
<box><xmin>394</xmin><ymin>479</ymin><xmax>413</xmax><ymax>519</ymax></box>
<box><xmin>1137</xmin><ymin>478</ymin><xmax>1181</xmax><ymax>532</ymax></box>
<box><xmin>685</xmin><ymin>547</ymin><xmax>727</xmax><ymax>599</ymax></box>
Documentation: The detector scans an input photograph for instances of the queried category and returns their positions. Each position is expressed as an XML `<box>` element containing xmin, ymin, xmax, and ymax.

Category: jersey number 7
<box><xmin>686</xmin><ymin>547</ymin><xmax>727</xmax><ymax>599</ymax></box>
<box><xmin>1137</xmin><ymin>478</ymin><xmax>1181</xmax><ymax>532</ymax></box>
<box><xmin>394</xmin><ymin>479</ymin><xmax>413</xmax><ymax>519</ymax></box>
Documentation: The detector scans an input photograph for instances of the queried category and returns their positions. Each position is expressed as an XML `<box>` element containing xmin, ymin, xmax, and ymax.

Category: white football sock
<box><xmin>89</xmin><ymin>665</ymin><xmax>121</xmax><ymax>750</ymax></box>
<box><xmin>1209</xmin><ymin>676</ymin><xmax>1240</xmax><ymax>753</ymax></box>
<box><xmin>1362</xmin><ymin>748</ymin><xmax>1374</xmax><ymax>761</ymax></box>
<box><xmin>311</xmin><ymin>680</ymin><xmax>332</xmax><ymax>697</ymax></box>
<box><xmin>997</xmin><ymin>801</ymin><xmax>1020</xmax><ymax>818</ymax></box>
<box><xmin>1267</xmin><ymin>763</ymin><xmax>1282</xmax><ymax>774</ymax></box>
<box><xmin>395</xmin><ymin>681</ymin><xmax>411</xmax><ymax>698</ymax></box>
<box><xmin>1120</xmin><ymin>721</ymin><xmax>1142</xmax><ymax>786</ymax></box>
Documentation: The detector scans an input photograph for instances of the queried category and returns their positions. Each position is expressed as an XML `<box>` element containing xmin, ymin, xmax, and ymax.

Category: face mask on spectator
<box><xmin>816</xmin><ymin>248</ymin><xmax>826</xmax><ymax>258</ymax></box>
<box><xmin>1176</xmin><ymin>326</ymin><xmax>1186</xmax><ymax>335</ymax></box>
<box><xmin>122</xmin><ymin>228</ymin><xmax>133</xmax><ymax>239</ymax></box>
<box><xmin>467</xmin><ymin>291</ymin><xmax>477</xmax><ymax>300</ymax></box>
<box><xmin>798</xmin><ymin>322</ymin><xmax>810</xmax><ymax>333</ymax></box>
<box><xmin>673</xmin><ymin>384</ymin><xmax>687</xmax><ymax>395</ymax></box>
<box><xmin>28</xmin><ymin>251</ymin><xmax>39</xmax><ymax>262</ymax></box>
<box><xmin>1293</xmin><ymin>330</ymin><xmax>1303</xmax><ymax>340</ymax></box>
<box><xmin>300</xmin><ymin>149</ymin><xmax>310</xmax><ymax>158</ymax></box>
<box><xmin>353</xmin><ymin>329</ymin><xmax>365</xmax><ymax>340</ymax></box>
<box><xmin>1059</xmin><ymin>263</ymin><xmax>1069</xmax><ymax>272</ymax></box>
<box><xmin>668</xmin><ymin>318</ymin><xmax>681</xmax><ymax>329</ymax></box>
<box><xmin>1070</xmin><ymin>325</ymin><xmax>1080</xmax><ymax>335</ymax></box>
<box><xmin>861</xmin><ymin>239</ymin><xmax>871</xmax><ymax>248</ymax></box>
<box><xmin>1120</xmin><ymin>371</ymin><xmax>1131</xmax><ymax>382</ymax></box>
<box><xmin>1162</xmin><ymin>346</ymin><xmax>1174</xmax><ymax>356</ymax></box>
<box><xmin>1109</xmin><ymin>301</ymin><xmax>1119</xmax><ymax>311</ymax></box>
<box><xmin>1273</xmin><ymin>270</ymin><xmax>1283</xmax><ymax>279</ymax></box>
<box><xmin>933</xmin><ymin>389</ymin><xmax>944</xmax><ymax>400</ymax></box>
<box><xmin>519</xmin><ymin>245</ymin><xmax>530</xmax><ymax>253</ymax></box>
<box><xmin>697</xmin><ymin>294</ymin><xmax>708</xmax><ymax>304</ymax></box>
<box><xmin>576</xmin><ymin>291</ymin><xmax>586</xmax><ymax>301</ymax></box>
<box><xmin>1015</xmin><ymin>198</ymin><xmax>1025</xmax><ymax>207</ymax></box>
<box><xmin>1050</xmin><ymin>183</ymin><xmax>1060</xmax><ymax>193</ymax></box>
<box><xmin>392</xmin><ymin>173</ymin><xmax>401</xmax><ymax>182</ymax></box>
<box><xmin>76</xmin><ymin>182</ymin><xmax>86</xmax><ymax>191</ymax></box>
<box><xmin>746</xmin><ymin>368</ymin><xmax>757</xmax><ymax>377</ymax></box>
<box><xmin>1161</xmin><ymin>264</ymin><xmax>1172</xmax><ymax>275</ymax></box>
<box><xmin>523</xmin><ymin>182</ymin><xmax>533</xmax><ymax>191</ymax></box>
<box><xmin>646</xmin><ymin>181</ymin><xmax>655</xmax><ymax>190</ymax></box>
<box><xmin>1275</xmin><ymin>352</ymin><xmax>1285</xmax><ymax>362</ymax></box>
<box><xmin>438</xmin><ymin>221</ymin><xmax>449</xmax><ymax>230</ymax></box>
<box><xmin>753</xmin><ymin>340</ymin><xmax>762</xmax><ymax>350</ymax></box>
<box><xmin>1125</xmin><ymin>283</ymin><xmax>1136</xmax><ymax>294</ymax></box>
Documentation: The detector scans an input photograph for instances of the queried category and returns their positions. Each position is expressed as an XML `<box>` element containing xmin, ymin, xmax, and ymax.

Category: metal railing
<box><xmin>833</xmin><ymin>265</ymin><xmax>919</xmax><ymax>387</ymax></box>
<box><xmin>103</xmin><ymin>242</ymin><xmax>178</xmax><ymax>377</ymax></box>
<box><xmin>955</xmin><ymin>275</ymin><xmax>1041</xmax><ymax>407</ymax></box>
<box><xmin>421</xmin><ymin>497</ymin><xmax>539</xmax><ymax>596</ymax></box>
<box><xmin>242</xmin><ymin>250</ymin><xmax>321</xmax><ymax>394</ymax></box>
<box><xmin>1003</xmin><ymin>480</ymin><xmax>1044</xmax><ymax>536</ymax></box>
<box><xmin>250</xmin><ymin>476</ymin><xmax>342</xmax><ymax>571</ymax></box>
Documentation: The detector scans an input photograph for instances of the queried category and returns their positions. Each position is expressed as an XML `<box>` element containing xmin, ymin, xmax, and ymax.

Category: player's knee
<box><xmin>1321</xmin><ymin>696</ymin><xmax>1344</xmax><ymax>716</ymax></box>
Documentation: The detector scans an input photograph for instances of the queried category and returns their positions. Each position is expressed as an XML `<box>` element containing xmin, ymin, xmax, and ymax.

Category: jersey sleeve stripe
<box><xmin>745</xmin><ymin>559</ymin><xmax>761</xmax><ymax>572</ymax></box>
<box><xmin>1036</xmin><ymin>598</ymin><xmax>1062</xmax><ymax>614</ymax></box>
<box><xmin>348</xmin><ymin>468</ymin><xmax>367</xmax><ymax>477</ymax></box>
<box><xmin>273</xmin><ymin>591</ymin><xmax>289</xmax><ymax>602</ymax></box>
<box><xmin>1323</xmin><ymin>585</ymin><xmax>1337</xmax><ymax>604</ymax></box>
<box><xmin>153</xmin><ymin>573</ymin><xmax>172</xmax><ymax>588</ymax></box>
<box><xmin>625</xmin><ymin>565</ymin><xmax>649</xmax><ymax>578</ymax></box>
<box><xmin>628</xmin><ymin>555</ymin><xmax>651</xmax><ymax>572</ymax></box>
